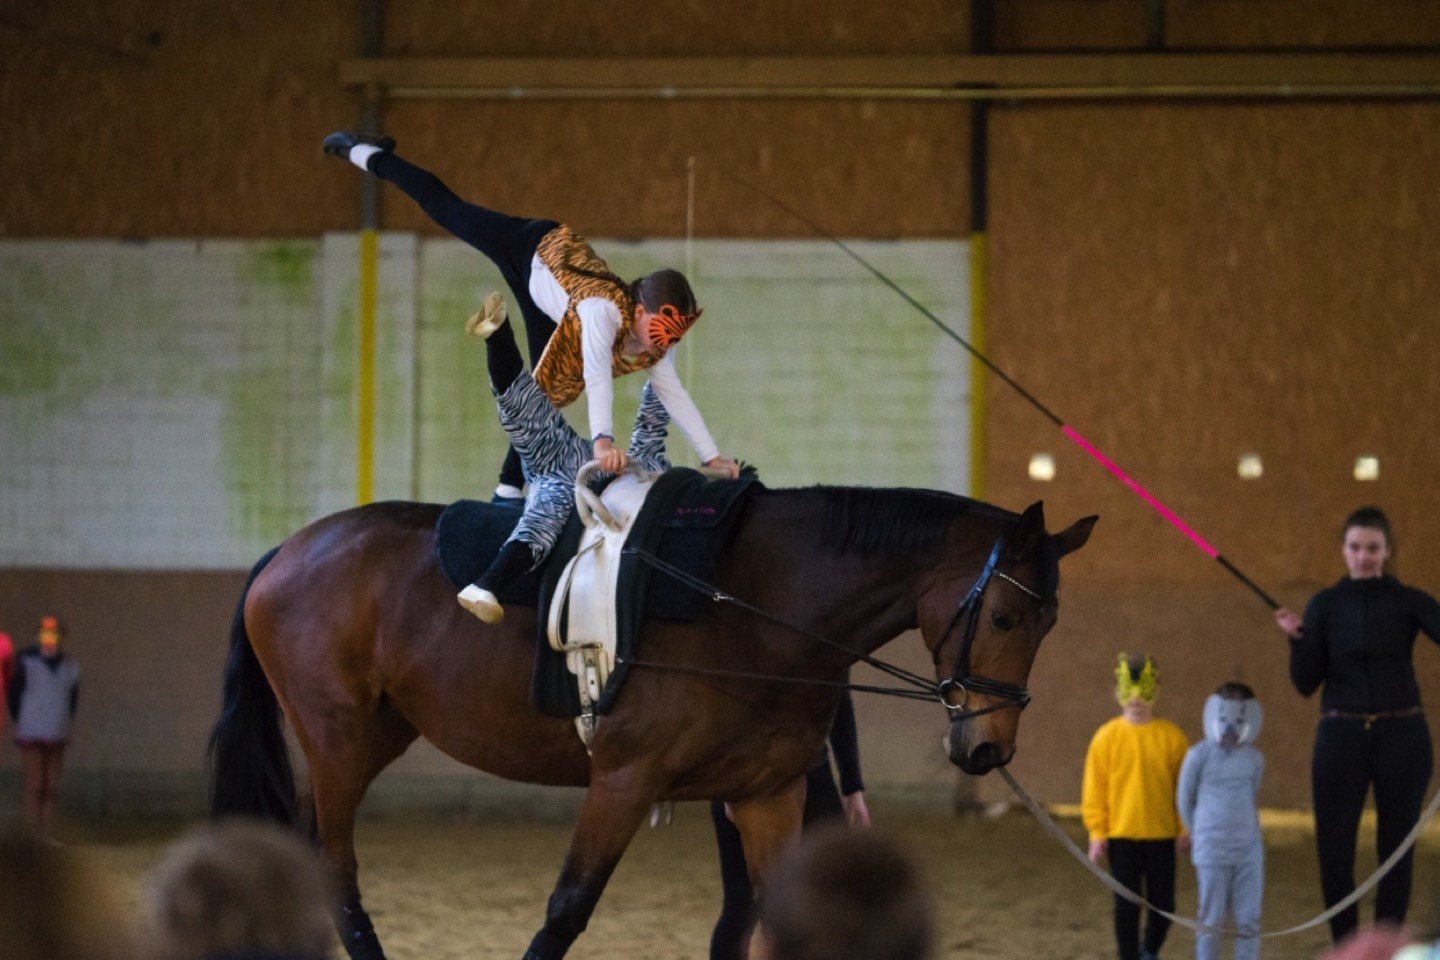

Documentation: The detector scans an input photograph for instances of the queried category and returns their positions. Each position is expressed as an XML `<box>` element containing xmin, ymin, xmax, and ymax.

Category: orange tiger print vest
<box><xmin>531</xmin><ymin>225</ymin><xmax>662</xmax><ymax>409</ymax></box>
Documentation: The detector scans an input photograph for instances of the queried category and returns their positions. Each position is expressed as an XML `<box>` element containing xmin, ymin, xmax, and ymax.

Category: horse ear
<box><xmin>1053</xmin><ymin>515</ymin><xmax>1099</xmax><ymax>559</ymax></box>
<box><xmin>1008</xmin><ymin>501</ymin><xmax>1047</xmax><ymax>557</ymax></box>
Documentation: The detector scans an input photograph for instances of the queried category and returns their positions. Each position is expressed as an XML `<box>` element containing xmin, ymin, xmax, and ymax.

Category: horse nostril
<box><xmin>968</xmin><ymin>742</ymin><xmax>1005</xmax><ymax>772</ymax></box>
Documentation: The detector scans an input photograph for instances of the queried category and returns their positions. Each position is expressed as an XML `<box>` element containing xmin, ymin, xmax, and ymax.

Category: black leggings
<box><xmin>1312</xmin><ymin>713</ymin><xmax>1433</xmax><ymax>943</ymax></box>
<box><xmin>370</xmin><ymin>151</ymin><xmax>559</xmax><ymax>488</ymax></box>
<box><xmin>708</xmin><ymin>761</ymin><xmax>845</xmax><ymax>960</ymax></box>
<box><xmin>1107</xmin><ymin>838</ymin><xmax>1175</xmax><ymax>960</ymax></box>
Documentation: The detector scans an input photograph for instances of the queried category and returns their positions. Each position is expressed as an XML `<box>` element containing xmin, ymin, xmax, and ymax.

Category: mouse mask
<box><xmin>1203</xmin><ymin>693</ymin><xmax>1263</xmax><ymax>748</ymax></box>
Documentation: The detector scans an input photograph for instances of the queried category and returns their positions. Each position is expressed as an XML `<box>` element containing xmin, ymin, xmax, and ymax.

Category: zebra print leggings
<box><xmin>495</xmin><ymin>374</ymin><xmax>672</xmax><ymax>562</ymax></box>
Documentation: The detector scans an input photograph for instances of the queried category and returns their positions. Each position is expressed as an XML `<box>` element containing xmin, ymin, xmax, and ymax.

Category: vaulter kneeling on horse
<box><xmin>458</xmin><ymin>292</ymin><xmax>740</xmax><ymax>624</ymax></box>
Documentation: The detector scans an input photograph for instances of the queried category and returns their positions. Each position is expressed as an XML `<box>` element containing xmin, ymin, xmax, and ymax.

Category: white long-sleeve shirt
<box><xmin>529</xmin><ymin>254</ymin><xmax>720</xmax><ymax>463</ymax></box>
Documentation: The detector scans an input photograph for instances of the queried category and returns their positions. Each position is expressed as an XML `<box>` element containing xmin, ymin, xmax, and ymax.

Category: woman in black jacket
<box><xmin>1274</xmin><ymin>505</ymin><xmax>1440</xmax><ymax>943</ymax></box>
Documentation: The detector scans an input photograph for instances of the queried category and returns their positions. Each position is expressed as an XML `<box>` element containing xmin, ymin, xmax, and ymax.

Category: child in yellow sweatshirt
<box><xmin>1083</xmin><ymin>653</ymin><xmax>1191</xmax><ymax>960</ymax></box>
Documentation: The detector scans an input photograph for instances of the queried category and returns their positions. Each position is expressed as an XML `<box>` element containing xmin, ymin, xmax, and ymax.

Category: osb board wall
<box><xmin>976</xmin><ymin>100</ymin><xmax>1440</xmax><ymax>808</ymax></box>
<box><xmin>363</xmin><ymin>100</ymin><xmax>969</xmax><ymax>240</ymax></box>
<box><xmin>994</xmin><ymin>0</ymin><xmax>1440</xmax><ymax>49</ymax></box>
<box><xmin>378</xmin><ymin>0</ymin><xmax>968</xmax><ymax>56</ymax></box>
<box><xmin>0</xmin><ymin>4</ymin><xmax>359</xmax><ymax>237</ymax></box>
<box><xmin>983</xmin><ymin>101</ymin><xmax>1440</xmax><ymax>592</ymax></box>
<box><xmin>0</xmin><ymin>1</ymin><xmax>970</xmax><ymax>238</ymax></box>
<box><xmin>7</xmin><ymin>1</ymin><xmax>1440</xmax><ymax>238</ymax></box>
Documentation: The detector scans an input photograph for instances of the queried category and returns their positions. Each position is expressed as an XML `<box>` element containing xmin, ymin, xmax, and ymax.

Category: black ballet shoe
<box><xmin>322</xmin><ymin>130</ymin><xmax>396</xmax><ymax>157</ymax></box>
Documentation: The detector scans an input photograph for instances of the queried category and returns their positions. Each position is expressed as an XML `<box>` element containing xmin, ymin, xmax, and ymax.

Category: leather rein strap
<box><xmin>621</xmin><ymin>535</ymin><xmax>1042</xmax><ymax>720</ymax></box>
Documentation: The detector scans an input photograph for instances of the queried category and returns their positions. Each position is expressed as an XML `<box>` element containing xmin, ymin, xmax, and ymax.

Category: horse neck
<box><xmin>728</xmin><ymin>488</ymin><xmax>997</xmax><ymax>669</ymax></box>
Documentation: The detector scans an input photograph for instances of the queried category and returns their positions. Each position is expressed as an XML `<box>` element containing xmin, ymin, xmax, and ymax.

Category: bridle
<box><xmin>622</xmin><ymin>533</ymin><xmax>1046</xmax><ymax>722</ymax></box>
<box><xmin>933</xmin><ymin>538</ymin><xmax>1045</xmax><ymax>721</ymax></box>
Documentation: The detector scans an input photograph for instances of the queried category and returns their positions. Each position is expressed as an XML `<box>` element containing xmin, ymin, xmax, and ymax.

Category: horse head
<box><xmin>922</xmin><ymin>501</ymin><xmax>1096</xmax><ymax>775</ymax></box>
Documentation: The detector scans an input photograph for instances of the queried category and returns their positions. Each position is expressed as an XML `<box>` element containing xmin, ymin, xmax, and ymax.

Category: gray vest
<box><xmin>15</xmin><ymin>652</ymin><xmax>78</xmax><ymax>743</ymax></box>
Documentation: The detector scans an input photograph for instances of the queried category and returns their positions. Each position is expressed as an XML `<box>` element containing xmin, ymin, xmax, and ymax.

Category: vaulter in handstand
<box><xmin>459</xmin><ymin>293</ymin><xmax>728</xmax><ymax>625</ymax></box>
<box><xmin>322</xmin><ymin>132</ymin><xmax>739</xmax><ymax>506</ymax></box>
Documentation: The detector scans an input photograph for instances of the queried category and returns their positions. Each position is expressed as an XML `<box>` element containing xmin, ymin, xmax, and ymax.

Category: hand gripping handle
<box><xmin>574</xmin><ymin>460</ymin><xmax>623</xmax><ymax>531</ymax></box>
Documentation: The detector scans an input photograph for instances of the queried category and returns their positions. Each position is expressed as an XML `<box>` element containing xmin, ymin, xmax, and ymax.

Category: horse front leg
<box><xmin>731</xmin><ymin>775</ymin><xmax>807</xmax><ymax>887</ymax></box>
<box><xmin>522</xmin><ymin>767</ymin><xmax>660</xmax><ymax>960</ymax></box>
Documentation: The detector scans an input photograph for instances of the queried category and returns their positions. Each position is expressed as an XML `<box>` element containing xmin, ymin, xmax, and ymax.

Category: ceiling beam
<box><xmin>338</xmin><ymin>52</ymin><xmax>1440</xmax><ymax>99</ymax></box>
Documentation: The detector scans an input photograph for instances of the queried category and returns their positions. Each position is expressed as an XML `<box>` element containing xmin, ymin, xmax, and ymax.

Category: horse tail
<box><xmin>208</xmin><ymin>545</ymin><xmax>297</xmax><ymax>825</ymax></box>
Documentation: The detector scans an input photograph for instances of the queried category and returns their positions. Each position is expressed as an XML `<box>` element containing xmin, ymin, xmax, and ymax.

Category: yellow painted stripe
<box><xmin>968</xmin><ymin>232</ymin><xmax>987</xmax><ymax>501</ymax></box>
<box><xmin>357</xmin><ymin>229</ymin><xmax>378</xmax><ymax>505</ymax></box>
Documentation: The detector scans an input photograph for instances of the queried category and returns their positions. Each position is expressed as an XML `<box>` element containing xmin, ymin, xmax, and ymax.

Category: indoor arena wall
<box><xmin>2</xmin><ymin>0</ymin><xmax>1439</xmax><ymax>814</ymax></box>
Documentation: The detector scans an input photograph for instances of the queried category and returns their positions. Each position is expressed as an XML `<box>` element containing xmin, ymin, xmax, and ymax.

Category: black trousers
<box><xmin>1108</xmin><ymin>838</ymin><xmax>1176</xmax><ymax>960</ymax></box>
<box><xmin>708</xmin><ymin>761</ymin><xmax>845</xmax><ymax>960</ymax></box>
<box><xmin>1312</xmin><ymin>713</ymin><xmax>1433</xmax><ymax>943</ymax></box>
<box><xmin>370</xmin><ymin>151</ymin><xmax>559</xmax><ymax>489</ymax></box>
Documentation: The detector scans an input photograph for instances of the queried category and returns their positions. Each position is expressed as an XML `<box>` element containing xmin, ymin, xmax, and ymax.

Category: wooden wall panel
<box><xmin>1167</xmin><ymin>0</ymin><xmax>1440</xmax><ymax>48</ymax></box>
<box><xmin>0</xmin><ymin>3</ymin><xmax>359</xmax><ymax>237</ymax></box>
<box><xmin>995</xmin><ymin>0</ymin><xmax>1150</xmax><ymax>49</ymax></box>
<box><xmin>985</xmin><ymin>101</ymin><xmax>1440</xmax><ymax>589</ymax></box>
<box><xmin>0</xmin><ymin>4</ymin><xmax>969</xmax><ymax>238</ymax></box>
<box><xmin>367</xmin><ymin>100</ymin><xmax>968</xmax><ymax>239</ymax></box>
<box><xmin>994</xmin><ymin>0</ymin><xmax>1440</xmax><ymax>50</ymax></box>
<box><xmin>380</xmin><ymin>0</ymin><xmax>968</xmax><ymax>56</ymax></box>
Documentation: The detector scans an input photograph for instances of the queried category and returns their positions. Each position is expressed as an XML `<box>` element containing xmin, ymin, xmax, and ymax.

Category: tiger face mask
<box><xmin>643</xmin><ymin>303</ymin><xmax>700</xmax><ymax>351</ymax></box>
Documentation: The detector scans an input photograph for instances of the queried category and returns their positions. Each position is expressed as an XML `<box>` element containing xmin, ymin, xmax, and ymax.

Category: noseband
<box><xmin>934</xmin><ymin>538</ymin><xmax>1043</xmax><ymax>721</ymax></box>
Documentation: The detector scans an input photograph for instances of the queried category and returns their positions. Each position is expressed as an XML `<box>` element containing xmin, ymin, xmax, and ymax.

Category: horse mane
<box><xmin>799</xmin><ymin>486</ymin><xmax>1015</xmax><ymax>558</ymax></box>
<box><xmin>1034</xmin><ymin>534</ymin><xmax>1062</xmax><ymax>603</ymax></box>
<box><xmin>785</xmin><ymin>485</ymin><xmax>1063</xmax><ymax>602</ymax></box>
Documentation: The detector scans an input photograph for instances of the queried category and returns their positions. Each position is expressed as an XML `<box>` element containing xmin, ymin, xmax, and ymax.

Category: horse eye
<box><xmin>990</xmin><ymin>611</ymin><xmax>1017</xmax><ymax>631</ymax></box>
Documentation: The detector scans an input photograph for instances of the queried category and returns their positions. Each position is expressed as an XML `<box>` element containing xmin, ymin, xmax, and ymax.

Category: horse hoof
<box><xmin>457</xmin><ymin>585</ymin><xmax>504</xmax><ymax>624</ymax></box>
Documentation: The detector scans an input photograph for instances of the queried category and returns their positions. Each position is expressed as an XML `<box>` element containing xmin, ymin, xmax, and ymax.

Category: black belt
<box><xmin>1321</xmin><ymin>706</ymin><xmax>1423</xmax><ymax>729</ymax></box>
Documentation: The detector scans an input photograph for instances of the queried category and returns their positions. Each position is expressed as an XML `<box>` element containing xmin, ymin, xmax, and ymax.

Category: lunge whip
<box><xmin>720</xmin><ymin>170</ymin><xmax>1278</xmax><ymax>611</ymax></box>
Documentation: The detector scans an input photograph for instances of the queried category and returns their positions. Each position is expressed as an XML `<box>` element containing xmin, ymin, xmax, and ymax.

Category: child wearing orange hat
<box><xmin>9</xmin><ymin>616</ymin><xmax>80</xmax><ymax>834</ymax></box>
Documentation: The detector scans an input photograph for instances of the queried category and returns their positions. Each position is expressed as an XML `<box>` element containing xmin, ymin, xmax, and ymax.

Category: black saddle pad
<box><xmin>642</xmin><ymin>467</ymin><xmax>758</xmax><ymax>620</ymax></box>
<box><xmin>433</xmin><ymin>500</ymin><xmax>548</xmax><ymax>606</ymax></box>
<box><xmin>530</xmin><ymin>468</ymin><xmax>760</xmax><ymax>718</ymax></box>
<box><xmin>435</xmin><ymin>470</ymin><xmax>758</xmax><ymax>617</ymax></box>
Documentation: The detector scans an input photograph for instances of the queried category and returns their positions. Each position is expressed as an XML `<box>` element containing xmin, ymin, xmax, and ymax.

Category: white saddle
<box><xmin>547</xmin><ymin>461</ymin><xmax>659</xmax><ymax>748</ymax></box>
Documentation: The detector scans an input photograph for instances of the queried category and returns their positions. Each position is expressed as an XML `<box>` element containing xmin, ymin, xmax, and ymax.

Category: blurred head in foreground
<box><xmin>143</xmin><ymin>818</ymin><xmax>338</xmax><ymax>960</ymax></box>
<box><xmin>0</xmin><ymin>825</ymin><xmax>138</xmax><ymax>960</ymax></box>
<box><xmin>751</xmin><ymin>824</ymin><xmax>934</xmax><ymax>960</ymax></box>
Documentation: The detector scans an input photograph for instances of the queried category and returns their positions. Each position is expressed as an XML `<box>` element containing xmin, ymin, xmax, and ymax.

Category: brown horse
<box><xmin>210</xmin><ymin>485</ymin><xmax>1095</xmax><ymax>960</ymax></box>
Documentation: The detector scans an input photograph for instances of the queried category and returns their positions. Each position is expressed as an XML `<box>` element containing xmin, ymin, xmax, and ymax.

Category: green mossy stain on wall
<box><xmin>415</xmin><ymin>272</ymin><xmax>511</xmax><ymax>501</ymax></box>
<box><xmin>0</xmin><ymin>258</ymin><xmax>90</xmax><ymax>399</ymax></box>
<box><xmin>220</xmin><ymin>242</ymin><xmax>324</xmax><ymax>543</ymax></box>
<box><xmin>240</xmin><ymin>243</ymin><xmax>318</xmax><ymax>306</ymax></box>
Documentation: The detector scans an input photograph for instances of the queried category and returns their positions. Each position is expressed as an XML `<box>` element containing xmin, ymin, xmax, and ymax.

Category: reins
<box><xmin>621</xmin><ymin>545</ymin><xmax>939</xmax><ymax>703</ymax></box>
<box><xmin>621</xmin><ymin>539</ymin><xmax>1038</xmax><ymax>721</ymax></box>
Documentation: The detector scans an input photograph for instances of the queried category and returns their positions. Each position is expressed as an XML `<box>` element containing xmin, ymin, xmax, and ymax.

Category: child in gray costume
<box><xmin>1176</xmin><ymin>682</ymin><xmax>1265</xmax><ymax>960</ymax></box>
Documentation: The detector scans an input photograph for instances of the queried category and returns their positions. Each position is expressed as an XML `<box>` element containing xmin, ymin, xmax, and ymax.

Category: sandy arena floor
<box><xmin>73</xmin><ymin>803</ymin><xmax>1440</xmax><ymax>960</ymax></box>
